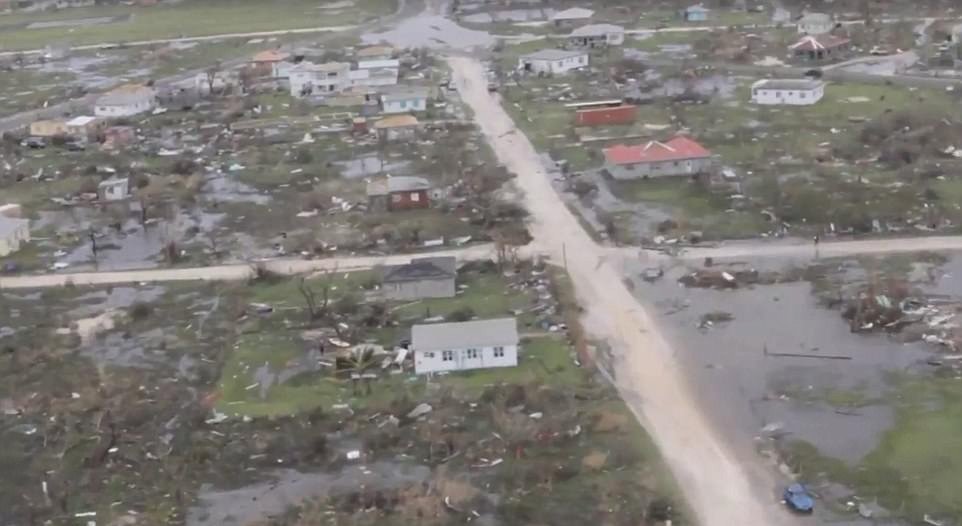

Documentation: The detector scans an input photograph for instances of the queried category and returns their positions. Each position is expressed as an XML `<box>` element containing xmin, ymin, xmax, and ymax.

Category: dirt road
<box><xmin>0</xmin><ymin>244</ymin><xmax>495</xmax><ymax>290</ymax></box>
<box><xmin>448</xmin><ymin>56</ymin><xmax>790</xmax><ymax>526</ymax></box>
<box><xmin>610</xmin><ymin>234</ymin><xmax>962</xmax><ymax>263</ymax></box>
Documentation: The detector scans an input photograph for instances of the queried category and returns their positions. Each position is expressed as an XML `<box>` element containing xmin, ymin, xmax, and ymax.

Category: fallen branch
<box><xmin>763</xmin><ymin>347</ymin><xmax>852</xmax><ymax>360</ymax></box>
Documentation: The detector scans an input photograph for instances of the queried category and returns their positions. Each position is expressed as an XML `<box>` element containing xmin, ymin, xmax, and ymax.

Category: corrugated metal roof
<box><xmin>382</xmin><ymin>256</ymin><xmax>456</xmax><ymax>283</ymax></box>
<box><xmin>413</xmin><ymin>318</ymin><xmax>518</xmax><ymax>352</ymax></box>
<box><xmin>604</xmin><ymin>135</ymin><xmax>711</xmax><ymax>165</ymax></box>
<box><xmin>521</xmin><ymin>48</ymin><xmax>587</xmax><ymax>61</ymax></box>
<box><xmin>751</xmin><ymin>79</ymin><xmax>824</xmax><ymax>90</ymax></box>
<box><xmin>366</xmin><ymin>176</ymin><xmax>430</xmax><ymax>196</ymax></box>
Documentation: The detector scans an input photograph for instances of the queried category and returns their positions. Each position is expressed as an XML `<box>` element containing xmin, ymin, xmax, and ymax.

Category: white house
<box><xmin>567</xmin><ymin>23</ymin><xmax>625</xmax><ymax>48</ymax></box>
<box><xmin>94</xmin><ymin>84</ymin><xmax>156</xmax><ymax>118</ymax></box>
<box><xmin>750</xmin><ymin>79</ymin><xmax>825</xmax><ymax>105</ymax></box>
<box><xmin>797</xmin><ymin>12</ymin><xmax>834</xmax><ymax>35</ymax></box>
<box><xmin>380</xmin><ymin>87</ymin><xmax>429</xmax><ymax>114</ymax></box>
<box><xmin>0</xmin><ymin>215</ymin><xmax>30</xmax><ymax>257</ymax></box>
<box><xmin>518</xmin><ymin>49</ymin><xmax>589</xmax><ymax>75</ymax></box>
<box><xmin>289</xmin><ymin>62</ymin><xmax>351</xmax><ymax>98</ymax></box>
<box><xmin>412</xmin><ymin>318</ymin><xmax>519</xmax><ymax>374</ymax></box>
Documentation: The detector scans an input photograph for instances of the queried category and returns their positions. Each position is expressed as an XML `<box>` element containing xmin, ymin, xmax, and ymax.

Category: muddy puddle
<box><xmin>623</xmin><ymin>257</ymin><xmax>937</xmax><ymax>466</ymax></box>
<box><xmin>460</xmin><ymin>7</ymin><xmax>553</xmax><ymax>23</ymax></box>
<box><xmin>203</xmin><ymin>172</ymin><xmax>271</xmax><ymax>205</ymax></box>
<box><xmin>187</xmin><ymin>462</ymin><xmax>430</xmax><ymax>525</ymax></box>
<box><xmin>363</xmin><ymin>13</ymin><xmax>495</xmax><ymax>49</ymax></box>
<box><xmin>34</xmin><ymin>204</ymin><xmax>226</xmax><ymax>271</ymax></box>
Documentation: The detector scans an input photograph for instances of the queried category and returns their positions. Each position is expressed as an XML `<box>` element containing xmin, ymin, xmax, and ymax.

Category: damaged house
<box><xmin>412</xmin><ymin>317</ymin><xmax>519</xmax><ymax>374</ymax></box>
<box><xmin>289</xmin><ymin>62</ymin><xmax>351</xmax><ymax>98</ymax></box>
<box><xmin>566</xmin><ymin>23</ymin><xmax>625</xmax><ymax>48</ymax></box>
<box><xmin>518</xmin><ymin>49</ymin><xmax>589</xmax><ymax>75</ymax></box>
<box><xmin>790</xmin><ymin>34</ymin><xmax>851</xmax><ymax>62</ymax></box>
<box><xmin>379</xmin><ymin>256</ymin><xmax>456</xmax><ymax>300</ymax></box>
<box><xmin>602</xmin><ymin>135</ymin><xmax>712</xmax><ymax>180</ymax></box>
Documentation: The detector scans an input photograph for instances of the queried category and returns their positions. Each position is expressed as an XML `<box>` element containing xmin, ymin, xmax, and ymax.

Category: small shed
<box><xmin>366</xmin><ymin>176</ymin><xmax>431</xmax><ymax>211</ymax></box>
<box><xmin>682</xmin><ymin>4</ymin><xmax>710</xmax><ymax>22</ymax></box>
<box><xmin>98</xmin><ymin>177</ymin><xmax>129</xmax><ymax>201</ymax></box>
<box><xmin>575</xmin><ymin>104</ymin><xmax>637</xmax><ymax>126</ymax></box>
<box><xmin>29</xmin><ymin>119</ymin><xmax>66</xmax><ymax>138</ymax></box>
<box><xmin>65</xmin><ymin>116</ymin><xmax>101</xmax><ymax>139</ymax></box>
<box><xmin>374</xmin><ymin>114</ymin><xmax>419</xmax><ymax>140</ymax></box>
<box><xmin>797</xmin><ymin>12</ymin><xmax>834</xmax><ymax>35</ymax></box>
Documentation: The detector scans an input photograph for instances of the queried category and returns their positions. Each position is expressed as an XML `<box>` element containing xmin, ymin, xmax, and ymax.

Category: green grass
<box><xmin>216</xmin><ymin>331</ymin><xmax>343</xmax><ymax>418</ymax></box>
<box><xmin>784</xmin><ymin>375</ymin><xmax>962</xmax><ymax>521</ymax></box>
<box><xmin>0</xmin><ymin>68</ymin><xmax>76</xmax><ymax>117</ymax></box>
<box><xmin>442</xmin><ymin>337</ymin><xmax>582</xmax><ymax>396</ymax></box>
<box><xmin>247</xmin><ymin>270</ymin><xmax>375</xmax><ymax>305</ymax></box>
<box><xmin>625</xmin><ymin>31</ymin><xmax>702</xmax><ymax>51</ymax></box>
<box><xmin>394</xmin><ymin>272</ymin><xmax>531</xmax><ymax>322</ymax></box>
<box><xmin>0</xmin><ymin>0</ymin><xmax>395</xmax><ymax>50</ymax></box>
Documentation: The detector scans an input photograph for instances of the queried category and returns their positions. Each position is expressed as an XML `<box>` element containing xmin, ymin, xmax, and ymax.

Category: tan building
<box><xmin>65</xmin><ymin>116</ymin><xmax>101</xmax><ymax>138</ymax></box>
<box><xmin>373</xmin><ymin>114</ymin><xmax>419</xmax><ymax>140</ymax></box>
<box><xmin>30</xmin><ymin>119</ymin><xmax>67</xmax><ymax>137</ymax></box>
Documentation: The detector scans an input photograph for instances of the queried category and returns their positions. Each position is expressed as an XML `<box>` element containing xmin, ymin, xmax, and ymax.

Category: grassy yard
<box><xmin>637</xmin><ymin>9</ymin><xmax>769</xmax><ymax>28</ymax></box>
<box><xmin>0</xmin><ymin>0</ymin><xmax>395</xmax><ymax>50</ymax></box>
<box><xmin>784</xmin><ymin>374</ymin><xmax>962</xmax><ymax>522</ymax></box>
<box><xmin>216</xmin><ymin>267</ymin><xmax>545</xmax><ymax>417</ymax></box>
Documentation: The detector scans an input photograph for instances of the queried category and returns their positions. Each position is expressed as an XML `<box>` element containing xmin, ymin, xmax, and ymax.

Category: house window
<box><xmin>442</xmin><ymin>350</ymin><xmax>454</xmax><ymax>361</ymax></box>
<box><xmin>556</xmin><ymin>61</ymin><xmax>563</xmax><ymax>68</ymax></box>
<box><xmin>391</xmin><ymin>194</ymin><xmax>402</xmax><ymax>203</ymax></box>
<box><xmin>410</xmin><ymin>192</ymin><xmax>420</xmax><ymax>202</ymax></box>
<box><xmin>466</xmin><ymin>348</ymin><xmax>479</xmax><ymax>359</ymax></box>
<box><xmin>493</xmin><ymin>346</ymin><xmax>505</xmax><ymax>358</ymax></box>
<box><xmin>423</xmin><ymin>351</ymin><xmax>435</xmax><ymax>359</ymax></box>
<box><xmin>399</xmin><ymin>100</ymin><xmax>407</xmax><ymax>109</ymax></box>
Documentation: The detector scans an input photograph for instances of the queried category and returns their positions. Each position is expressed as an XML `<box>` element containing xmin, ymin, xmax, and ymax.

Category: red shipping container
<box><xmin>575</xmin><ymin>104</ymin><xmax>637</xmax><ymax>126</ymax></box>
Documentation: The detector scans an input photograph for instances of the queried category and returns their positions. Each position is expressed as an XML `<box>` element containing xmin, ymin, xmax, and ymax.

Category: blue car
<box><xmin>783</xmin><ymin>484</ymin><xmax>815</xmax><ymax>514</ymax></box>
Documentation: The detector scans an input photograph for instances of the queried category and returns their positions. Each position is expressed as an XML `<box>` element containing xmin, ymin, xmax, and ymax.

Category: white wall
<box><xmin>751</xmin><ymin>86</ymin><xmax>824</xmax><ymax>105</ymax></box>
<box><xmin>520</xmin><ymin>54</ymin><xmax>588</xmax><ymax>75</ymax></box>
<box><xmin>798</xmin><ymin>21</ymin><xmax>834</xmax><ymax>34</ymax></box>
<box><xmin>94</xmin><ymin>97</ymin><xmax>153</xmax><ymax>118</ymax></box>
<box><xmin>0</xmin><ymin>220</ymin><xmax>29</xmax><ymax>257</ymax></box>
<box><xmin>414</xmin><ymin>344</ymin><xmax>518</xmax><ymax>374</ymax></box>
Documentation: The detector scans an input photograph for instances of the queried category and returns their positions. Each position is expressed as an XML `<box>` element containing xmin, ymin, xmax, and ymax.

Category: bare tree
<box><xmin>204</xmin><ymin>61</ymin><xmax>222</xmax><ymax>96</ymax></box>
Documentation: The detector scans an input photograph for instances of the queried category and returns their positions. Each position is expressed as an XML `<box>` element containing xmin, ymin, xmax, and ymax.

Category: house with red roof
<box><xmin>602</xmin><ymin>135</ymin><xmax>712</xmax><ymax>179</ymax></box>
<box><xmin>790</xmin><ymin>34</ymin><xmax>850</xmax><ymax>62</ymax></box>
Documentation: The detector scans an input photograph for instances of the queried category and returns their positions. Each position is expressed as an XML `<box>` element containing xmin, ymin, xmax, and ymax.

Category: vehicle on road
<box><xmin>783</xmin><ymin>484</ymin><xmax>815</xmax><ymax>514</ymax></box>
